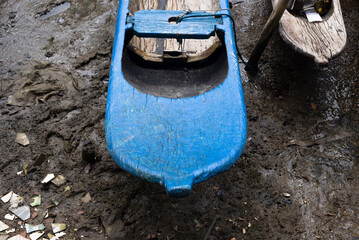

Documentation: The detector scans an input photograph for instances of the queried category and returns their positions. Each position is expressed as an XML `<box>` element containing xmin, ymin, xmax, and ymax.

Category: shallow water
<box><xmin>39</xmin><ymin>2</ymin><xmax>71</xmax><ymax>20</ymax></box>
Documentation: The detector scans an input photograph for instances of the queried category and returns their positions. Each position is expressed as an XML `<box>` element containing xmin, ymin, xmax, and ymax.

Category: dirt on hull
<box><xmin>0</xmin><ymin>0</ymin><xmax>358</xmax><ymax>239</ymax></box>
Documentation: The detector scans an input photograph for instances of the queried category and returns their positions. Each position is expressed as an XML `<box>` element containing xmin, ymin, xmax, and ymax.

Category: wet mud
<box><xmin>0</xmin><ymin>0</ymin><xmax>358</xmax><ymax>239</ymax></box>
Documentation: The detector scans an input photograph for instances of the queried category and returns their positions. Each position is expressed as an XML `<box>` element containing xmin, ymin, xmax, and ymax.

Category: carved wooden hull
<box><xmin>272</xmin><ymin>0</ymin><xmax>347</xmax><ymax>64</ymax></box>
<box><xmin>105</xmin><ymin>0</ymin><xmax>247</xmax><ymax>197</ymax></box>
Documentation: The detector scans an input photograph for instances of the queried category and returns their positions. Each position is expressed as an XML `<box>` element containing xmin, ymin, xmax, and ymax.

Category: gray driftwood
<box><xmin>272</xmin><ymin>0</ymin><xmax>347</xmax><ymax>64</ymax></box>
<box><xmin>128</xmin><ymin>0</ymin><xmax>221</xmax><ymax>63</ymax></box>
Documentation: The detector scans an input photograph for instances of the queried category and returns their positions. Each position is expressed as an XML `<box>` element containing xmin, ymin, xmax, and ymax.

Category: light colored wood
<box><xmin>272</xmin><ymin>0</ymin><xmax>347</xmax><ymax>64</ymax></box>
<box><xmin>128</xmin><ymin>0</ymin><xmax>222</xmax><ymax>63</ymax></box>
<box><xmin>129</xmin><ymin>0</ymin><xmax>159</xmax><ymax>57</ymax></box>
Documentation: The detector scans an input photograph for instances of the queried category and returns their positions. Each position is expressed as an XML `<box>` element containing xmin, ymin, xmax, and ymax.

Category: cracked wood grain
<box><xmin>272</xmin><ymin>0</ymin><xmax>346</xmax><ymax>64</ymax></box>
<box><xmin>128</xmin><ymin>0</ymin><xmax>221</xmax><ymax>63</ymax></box>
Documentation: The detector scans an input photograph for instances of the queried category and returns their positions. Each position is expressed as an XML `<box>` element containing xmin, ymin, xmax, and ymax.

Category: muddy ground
<box><xmin>0</xmin><ymin>0</ymin><xmax>358</xmax><ymax>239</ymax></box>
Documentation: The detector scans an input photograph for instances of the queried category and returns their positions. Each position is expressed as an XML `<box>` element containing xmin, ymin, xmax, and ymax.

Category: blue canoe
<box><xmin>105</xmin><ymin>0</ymin><xmax>247</xmax><ymax>197</ymax></box>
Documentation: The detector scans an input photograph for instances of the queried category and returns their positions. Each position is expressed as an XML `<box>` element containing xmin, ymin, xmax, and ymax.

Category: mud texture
<box><xmin>0</xmin><ymin>0</ymin><xmax>358</xmax><ymax>239</ymax></box>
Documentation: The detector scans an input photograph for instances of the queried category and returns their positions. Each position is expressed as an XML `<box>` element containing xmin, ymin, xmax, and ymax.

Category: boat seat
<box><xmin>129</xmin><ymin>10</ymin><xmax>221</xmax><ymax>39</ymax></box>
<box><xmin>128</xmin><ymin>0</ymin><xmax>222</xmax><ymax>63</ymax></box>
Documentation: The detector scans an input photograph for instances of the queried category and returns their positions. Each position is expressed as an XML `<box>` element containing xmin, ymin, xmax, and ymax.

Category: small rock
<box><xmin>81</xmin><ymin>192</ymin><xmax>91</xmax><ymax>203</ymax></box>
<box><xmin>48</xmin><ymin>233</ymin><xmax>55</xmax><ymax>239</ymax></box>
<box><xmin>15</xmin><ymin>133</ymin><xmax>29</xmax><ymax>146</ymax></box>
<box><xmin>0</xmin><ymin>220</ymin><xmax>9</xmax><ymax>232</ymax></box>
<box><xmin>29</xmin><ymin>231</ymin><xmax>44</xmax><ymax>240</ymax></box>
<box><xmin>51</xmin><ymin>175</ymin><xmax>66</xmax><ymax>187</ymax></box>
<box><xmin>9</xmin><ymin>193</ymin><xmax>23</xmax><ymax>208</ymax></box>
<box><xmin>7</xmin><ymin>235</ymin><xmax>28</xmax><ymax>240</ymax></box>
<box><xmin>54</xmin><ymin>232</ymin><xmax>66</xmax><ymax>239</ymax></box>
<box><xmin>4</xmin><ymin>214</ymin><xmax>15</xmax><ymax>220</ymax></box>
<box><xmin>51</xmin><ymin>223</ymin><xmax>66</xmax><ymax>233</ymax></box>
<box><xmin>6</xmin><ymin>228</ymin><xmax>15</xmax><ymax>234</ymax></box>
<box><xmin>283</xmin><ymin>193</ymin><xmax>291</xmax><ymax>198</ymax></box>
<box><xmin>41</xmin><ymin>174</ymin><xmax>55</xmax><ymax>184</ymax></box>
<box><xmin>0</xmin><ymin>235</ymin><xmax>9</xmax><ymax>240</ymax></box>
<box><xmin>1</xmin><ymin>191</ymin><xmax>13</xmax><ymax>203</ymax></box>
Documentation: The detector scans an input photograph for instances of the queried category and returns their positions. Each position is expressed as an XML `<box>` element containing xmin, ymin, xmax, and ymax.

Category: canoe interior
<box><xmin>286</xmin><ymin>0</ymin><xmax>334</xmax><ymax>21</ymax></box>
<box><xmin>272</xmin><ymin>0</ymin><xmax>347</xmax><ymax>64</ymax></box>
<box><xmin>128</xmin><ymin>0</ymin><xmax>222</xmax><ymax>64</ymax></box>
<box><xmin>122</xmin><ymin>34</ymin><xmax>228</xmax><ymax>99</ymax></box>
<box><xmin>123</xmin><ymin>0</ymin><xmax>229</xmax><ymax>98</ymax></box>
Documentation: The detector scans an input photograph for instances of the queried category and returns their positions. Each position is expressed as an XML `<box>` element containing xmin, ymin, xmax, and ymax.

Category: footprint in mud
<box><xmin>7</xmin><ymin>61</ymin><xmax>78</xmax><ymax>106</ymax></box>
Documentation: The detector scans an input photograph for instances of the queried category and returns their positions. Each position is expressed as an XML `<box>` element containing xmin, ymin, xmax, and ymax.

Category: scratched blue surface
<box><xmin>132</xmin><ymin>10</ymin><xmax>221</xmax><ymax>39</ymax></box>
<box><xmin>106</xmin><ymin>0</ymin><xmax>247</xmax><ymax>197</ymax></box>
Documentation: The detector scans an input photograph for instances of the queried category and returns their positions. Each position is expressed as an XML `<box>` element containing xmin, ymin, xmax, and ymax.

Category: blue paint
<box><xmin>130</xmin><ymin>10</ymin><xmax>221</xmax><ymax>39</ymax></box>
<box><xmin>106</xmin><ymin>0</ymin><xmax>247</xmax><ymax>197</ymax></box>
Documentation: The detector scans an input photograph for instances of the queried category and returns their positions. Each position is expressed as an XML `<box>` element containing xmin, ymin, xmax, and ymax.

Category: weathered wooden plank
<box><xmin>128</xmin><ymin>0</ymin><xmax>222</xmax><ymax>63</ymax></box>
<box><xmin>272</xmin><ymin>0</ymin><xmax>346</xmax><ymax>64</ymax></box>
<box><xmin>132</xmin><ymin>10</ymin><xmax>219</xmax><ymax>39</ymax></box>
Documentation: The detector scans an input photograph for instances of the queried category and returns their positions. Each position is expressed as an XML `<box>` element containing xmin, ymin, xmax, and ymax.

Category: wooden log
<box><xmin>272</xmin><ymin>0</ymin><xmax>347</xmax><ymax>65</ymax></box>
<box><xmin>128</xmin><ymin>0</ymin><xmax>222</xmax><ymax>63</ymax></box>
<box><xmin>245</xmin><ymin>0</ymin><xmax>290</xmax><ymax>72</ymax></box>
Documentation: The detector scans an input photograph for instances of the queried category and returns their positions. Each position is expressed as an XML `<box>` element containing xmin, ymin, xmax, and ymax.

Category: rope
<box><xmin>175</xmin><ymin>13</ymin><xmax>248</xmax><ymax>67</ymax></box>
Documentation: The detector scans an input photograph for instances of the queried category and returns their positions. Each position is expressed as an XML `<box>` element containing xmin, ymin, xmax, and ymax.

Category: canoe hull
<box><xmin>272</xmin><ymin>0</ymin><xmax>347</xmax><ymax>64</ymax></box>
<box><xmin>105</xmin><ymin>0</ymin><xmax>247</xmax><ymax>197</ymax></box>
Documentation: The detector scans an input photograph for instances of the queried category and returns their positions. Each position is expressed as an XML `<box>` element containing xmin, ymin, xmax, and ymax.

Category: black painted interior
<box><xmin>121</xmin><ymin>34</ymin><xmax>229</xmax><ymax>99</ymax></box>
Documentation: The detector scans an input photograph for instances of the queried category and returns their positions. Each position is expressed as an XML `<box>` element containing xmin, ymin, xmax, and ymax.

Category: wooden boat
<box><xmin>272</xmin><ymin>0</ymin><xmax>347</xmax><ymax>64</ymax></box>
<box><xmin>105</xmin><ymin>0</ymin><xmax>247</xmax><ymax>197</ymax></box>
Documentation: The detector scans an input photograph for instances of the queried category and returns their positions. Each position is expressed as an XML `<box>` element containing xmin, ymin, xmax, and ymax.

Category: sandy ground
<box><xmin>0</xmin><ymin>0</ymin><xmax>358</xmax><ymax>239</ymax></box>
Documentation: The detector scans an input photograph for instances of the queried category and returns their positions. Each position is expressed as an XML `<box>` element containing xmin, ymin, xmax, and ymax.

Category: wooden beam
<box><xmin>245</xmin><ymin>0</ymin><xmax>290</xmax><ymax>72</ymax></box>
<box><xmin>129</xmin><ymin>0</ymin><xmax>221</xmax><ymax>63</ymax></box>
